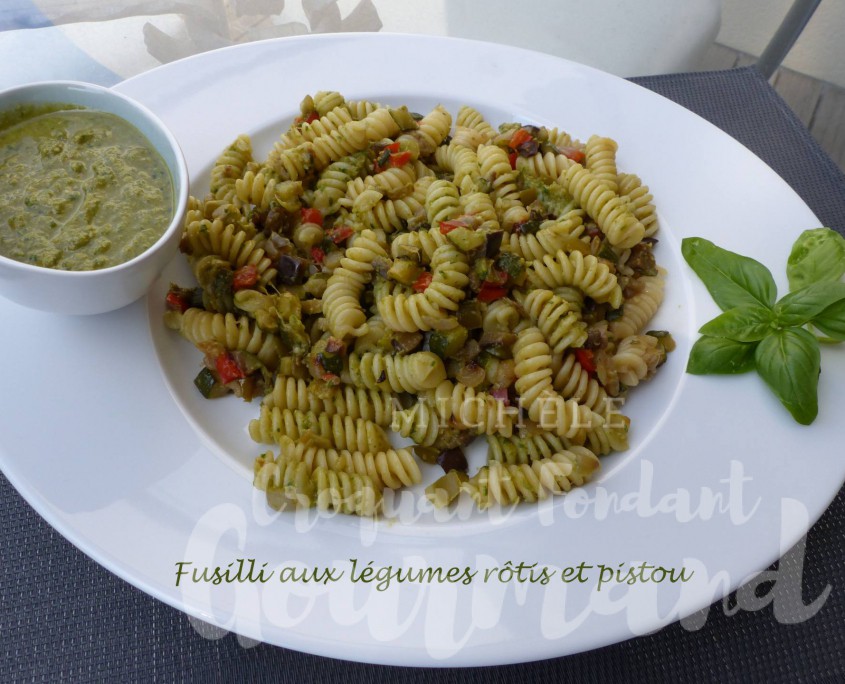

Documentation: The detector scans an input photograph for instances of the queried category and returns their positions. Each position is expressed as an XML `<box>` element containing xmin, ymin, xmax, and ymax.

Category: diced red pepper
<box><xmin>477</xmin><ymin>282</ymin><xmax>507</xmax><ymax>302</ymax></box>
<box><xmin>215</xmin><ymin>352</ymin><xmax>245</xmax><ymax>384</ymax></box>
<box><xmin>412</xmin><ymin>271</ymin><xmax>433</xmax><ymax>293</ymax></box>
<box><xmin>310</xmin><ymin>246</ymin><xmax>325</xmax><ymax>264</ymax></box>
<box><xmin>232</xmin><ymin>264</ymin><xmax>259</xmax><ymax>291</ymax></box>
<box><xmin>327</xmin><ymin>225</ymin><xmax>355</xmax><ymax>244</ymax></box>
<box><xmin>165</xmin><ymin>291</ymin><xmax>190</xmax><ymax>313</ymax></box>
<box><xmin>295</xmin><ymin>111</ymin><xmax>319</xmax><ymax>125</ymax></box>
<box><xmin>561</xmin><ymin>147</ymin><xmax>586</xmax><ymax>164</ymax></box>
<box><xmin>574</xmin><ymin>348</ymin><xmax>596</xmax><ymax>374</ymax></box>
<box><xmin>374</xmin><ymin>142</ymin><xmax>408</xmax><ymax>172</ymax></box>
<box><xmin>321</xmin><ymin>372</ymin><xmax>341</xmax><ymax>386</ymax></box>
<box><xmin>301</xmin><ymin>207</ymin><xmax>323</xmax><ymax>226</ymax></box>
<box><xmin>389</xmin><ymin>151</ymin><xmax>412</xmax><ymax>167</ymax></box>
<box><xmin>439</xmin><ymin>218</ymin><xmax>468</xmax><ymax>235</ymax></box>
<box><xmin>509</xmin><ymin>128</ymin><xmax>533</xmax><ymax>150</ymax></box>
<box><xmin>508</xmin><ymin>151</ymin><xmax>518</xmax><ymax>170</ymax></box>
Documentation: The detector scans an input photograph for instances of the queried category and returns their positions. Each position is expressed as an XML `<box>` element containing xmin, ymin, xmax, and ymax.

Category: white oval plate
<box><xmin>2</xmin><ymin>33</ymin><xmax>843</xmax><ymax>667</ymax></box>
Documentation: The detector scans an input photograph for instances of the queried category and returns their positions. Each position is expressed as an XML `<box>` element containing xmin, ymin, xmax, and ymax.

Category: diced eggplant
<box><xmin>436</xmin><ymin>447</ymin><xmax>468</xmax><ymax>474</ymax></box>
<box><xmin>484</xmin><ymin>230</ymin><xmax>504</xmax><ymax>258</ymax></box>
<box><xmin>277</xmin><ymin>254</ymin><xmax>306</xmax><ymax>285</ymax></box>
<box><xmin>392</xmin><ymin>331</ymin><xmax>424</xmax><ymax>355</ymax></box>
<box><xmin>457</xmin><ymin>300</ymin><xmax>484</xmax><ymax>330</ymax></box>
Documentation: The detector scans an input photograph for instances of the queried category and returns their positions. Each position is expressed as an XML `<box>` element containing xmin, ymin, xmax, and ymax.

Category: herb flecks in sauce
<box><xmin>0</xmin><ymin>103</ymin><xmax>173</xmax><ymax>270</ymax></box>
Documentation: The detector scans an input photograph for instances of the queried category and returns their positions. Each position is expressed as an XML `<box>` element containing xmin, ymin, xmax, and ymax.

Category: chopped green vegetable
<box><xmin>428</xmin><ymin>326</ymin><xmax>469</xmax><ymax>359</ymax></box>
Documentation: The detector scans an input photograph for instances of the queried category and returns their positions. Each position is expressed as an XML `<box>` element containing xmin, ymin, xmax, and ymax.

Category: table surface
<box><xmin>2</xmin><ymin>12</ymin><xmax>845</xmax><ymax>683</ymax></box>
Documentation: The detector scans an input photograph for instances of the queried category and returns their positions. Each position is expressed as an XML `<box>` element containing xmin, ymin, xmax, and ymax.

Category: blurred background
<box><xmin>0</xmin><ymin>0</ymin><xmax>842</xmax><ymax>169</ymax></box>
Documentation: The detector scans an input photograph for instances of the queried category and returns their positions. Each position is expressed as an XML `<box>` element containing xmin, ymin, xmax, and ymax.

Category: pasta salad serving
<box><xmin>163</xmin><ymin>91</ymin><xmax>674</xmax><ymax>518</ymax></box>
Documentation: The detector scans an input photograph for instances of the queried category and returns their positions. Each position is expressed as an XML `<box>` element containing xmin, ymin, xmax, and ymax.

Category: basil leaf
<box><xmin>681</xmin><ymin>237</ymin><xmax>777</xmax><ymax>311</ymax></box>
<box><xmin>698</xmin><ymin>305</ymin><xmax>776</xmax><ymax>342</ymax></box>
<box><xmin>686</xmin><ymin>336</ymin><xmax>758</xmax><ymax>374</ymax></box>
<box><xmin>774</xmin><ymin>281</ymin><xmax>845</xmax><ymax>327</ymax></box>
<box><xmin>812</xmin><ymin>298</ymin><xmax>845</xmax><ymax>341</ymax></box>
<box><xmin>754</xmin><ymin>327</ymin><xmax>820</xmax><ymax>425</ymax></box>
<box><xmin>786</xmin><ymin>227</ymin><xmax>845</xmax><ymax>291</ymax></box>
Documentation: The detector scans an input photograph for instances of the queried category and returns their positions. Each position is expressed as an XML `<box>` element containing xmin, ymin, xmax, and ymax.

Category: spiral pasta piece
<box><xmin>210</xmin><ymin>134</ymin><xmax>252</xmax><ymax>202</ymax></box>
<box><xmin>424</xmin><ymin>244</ymin><xmax>469</xmax><ymax>312</ymax></box>
<box><xmin>169</xmin><ymin>308</ymin><xmax>283</xmax><ymax>368</ymax></box>
<box><xmin>346</xmin><ymin>351</ymin><xmax>447</xmax><ymax>393</ymax></box>
<box><xmin>527</xmin><ymin>249</ymin><xmax>623</xmax><ymax>308</ymax></box>
<box><xmin>278</xmin><ymin>437</ymin><xmax>421</xmax><ymax>490</ymax></box>
<box><xmin>486</xmin><ymin>431</ymin><xmax>568</xmax><ymax>465</ymax></box>
<box><xmin>425</xmin><ymin>179</ymin><xmax>462</xmax><ymax>227</ymax></box>
<box><xmin>482</xmin><ymin>298</ymin><xmax>521</xmax><ymax>332</ymax></box>
<box><xmin>377</xmin><ymin>289</ymin><xmax>446</xmax><ymax>332</ymax></box>
<box><xmin>478</xmin><ymin>146</ymin><xmax>527</xmax><ymax>229</ymax></box>
<box><xmin>184</xmin><ymin>218</ymin><xmax>277</xmax><ymax>286</ymax></box>
<box><xmin>584</xmin><ymin>135</ymin><xmax>619</xmax><ymax>193</ymax></box>
<box><xmin>577</xmin><ymin>416</ymin><xmax>630</xmax><ymax>455</ymax></box>
<box><xmin>390</xmin><ymin>223</ymin><xmax>449</xmax><ymax>262</ymax></box>
<box><xmin>501</xmin><ymin>218</ymin><xmax>585</xmax><ymax>261</ymax></box>
<box><xmin>611</xmin><ymin>334</ymin><xmax>666</xmax><ymax>387</ymax></box>
<box><xmin>264</xmin><ymin>377</ymin><xmax>396</xmax><ymax>426</ymax></box>
<box><xmin>410</xmin><ymin>104</ymin><xmax>452</xmax><ymax>156</ymax></box>
<box><xmin>513</xmin><ymin>327</ymin><xmax>599</xmax><ymax>440</ymax></box>
<box><xmin>391</xmin><ymin>400</ymin><xmax>442</xmax><ymax>446</ymax></box>
<box><xmin>515</xmin><ymin>289</ymin><xmax>588</xmax><ymax>354</ymax></box>
<box><xmin>312</xmin><ymin>152</ymin><xmax>369</xmax><ymax>215</ymax></box>
<box><xmin>515</xmin><ymin>151</ymin><xmax>574</xmax><ymax>182</ymax></box>
<box><xmin>323</xmin><ymin>229</ymin><xmax>390</xmax><ymax>339</ymax></box>
<box><xmin>551</xmin><ymin>352</ymin><xmax>612</xmax><ymax>416</ymax></box>
<box><xmin>310</xmin><ymin>91</ymin><xmax>347</xmax><ymax>116</ymax></box>
<box><xmin>455</xmin><ymin>105</ymin><xmax>496</xmax><ymax>144</ymax></box>
<box><xmin>348</xmin><ymin>177</ymin><xmax>432</xmax><ymax>233</ymax></box>
<box><xmin>557</xmin><ymin>163</ymin><xmax>644</xmax><ymax>249</ymax></box>
<box><xmin>248</xmin><ymin>407</ymin><xmax>391</xmax><ymax>453</ymax></box>
<box><xmin>429</xmin><ymin>380</ymin><xmax>515</xmax><ymax>436</ymax></box>
<box><xmin>617</xmin><ymin>172</ymin><xmax>659</xmax><ymax>237</ymax></box>
<box><xmin>464</xmin><ymin>449</ymin><xmax>600</xmax><ymax>509</ymax></box>
<box><xmin>355</xmin><ymin>164</ymin><xmax>418</xmax><ymax>200</ymax></box>
<box><xmin>273</xmin><ymin>105</ymin><xmax>355</xmax><ymax>152</ymax></box>
<box><xmin>254</xmin><ymin>452</ymin><xmax>315</xmax><ymax>510</ymax></box>
<box><xmin>609</xmin><ymin>272</ymin><xmax>665</xmax><ymax>340</ymax></box>
<box><xmin>433</xmin><ymin>142</ymin><xmax>480</xmax><ymax>195</ymax></box>
<box><xmin>458</xmin><ymin>191</ymin><xmax>500</xmax><ymax>232</ymax></box>
<box><xmin>264</xmin><ymin>142</ymin><xmax>316</xmax><ymax>182</ymax></box>
<box><xmin>378</xmin><ymin>244</ymin><xmax>469</xmax><ymax>331</ymax></box>
<box><xmin>313</xmin><ymin>466</ymin><xmax>382</xmax><ymax>516</ymax></box>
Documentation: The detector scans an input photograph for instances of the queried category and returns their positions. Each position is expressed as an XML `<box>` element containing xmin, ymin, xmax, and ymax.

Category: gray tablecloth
<box><xmin>2</xmin><ymin>66</ymin><xmax>844</xmax><ymax>682</ymax></box>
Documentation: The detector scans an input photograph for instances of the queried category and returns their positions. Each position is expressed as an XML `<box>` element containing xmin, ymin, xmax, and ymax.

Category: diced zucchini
<box><xmin>428</xmin><ymin>326</ymin><xmax>469</xmax><ymax>359</ymax></box>
<box><xmin>446</xmin><ymin>226</ymin><xmax>486</xmax><ymax>253</ymax></box>
<box><xmin>425</xmin><ymin>470</ymin><xmax>469</xmax><ymax>508</ymax></box>
<box><xmin>387</xmin><ymin>258</ymin><xmax>423</xmax><ymax>285</ymax></box>
<box><xmin>194</xmin><ymin>367</ymin><xmax>229</xmax><ymax>399</ymax></box>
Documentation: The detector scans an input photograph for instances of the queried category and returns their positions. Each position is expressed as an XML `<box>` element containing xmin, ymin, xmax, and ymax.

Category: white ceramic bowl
<box><xmin>0</xmin><ymin>81</ymin><xmax>188</xmax><ymax>315</ymax></box>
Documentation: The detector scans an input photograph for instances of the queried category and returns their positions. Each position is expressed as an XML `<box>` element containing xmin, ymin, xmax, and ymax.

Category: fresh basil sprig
<box><xmin>682</xmin><ymin>230</ymin><xmax>845</xmax><ymax>425</ymax></box>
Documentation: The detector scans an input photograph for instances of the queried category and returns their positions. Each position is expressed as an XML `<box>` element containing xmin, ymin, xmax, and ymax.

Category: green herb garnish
<box><xmin>682</xmin><ymin>228</ymin><xmax>845</xmax><ymax>425</ymax></box>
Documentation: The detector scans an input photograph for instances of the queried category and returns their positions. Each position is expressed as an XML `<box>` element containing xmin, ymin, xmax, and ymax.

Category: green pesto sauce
<box><xmin>0</xmin><ymin>103</ymin><xmax>174</xmax><ymax>270</ymax></box>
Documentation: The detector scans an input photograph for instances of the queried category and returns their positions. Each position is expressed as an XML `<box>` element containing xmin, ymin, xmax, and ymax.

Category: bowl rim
<box><xmin>0</xmin><ymin>79</ymin><xmax>189</xmax><ymax>279</ymax></box>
